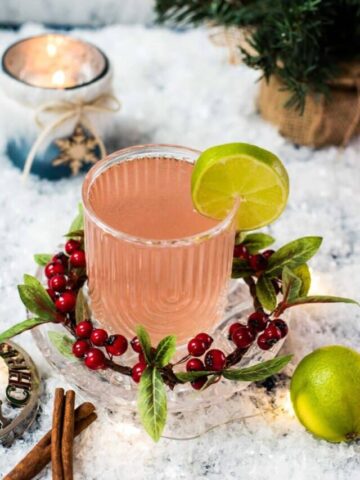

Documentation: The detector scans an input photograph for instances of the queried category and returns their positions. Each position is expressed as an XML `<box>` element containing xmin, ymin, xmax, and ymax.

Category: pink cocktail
<box><xmin>82</xmin><ymin>145</ymin><xmax>237</xmax><ymax>344</ymax></box>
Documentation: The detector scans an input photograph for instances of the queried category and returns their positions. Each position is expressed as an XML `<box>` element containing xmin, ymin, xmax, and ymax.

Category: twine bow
<box><xmin>22</xmin><ymin>93</ymin><xmax>120</xmax><ymax>182</ymax></box>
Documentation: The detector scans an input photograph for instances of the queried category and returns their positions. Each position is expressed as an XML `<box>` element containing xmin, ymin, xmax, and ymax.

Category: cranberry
<box><xmin>249</xmin><ymin>254</ymin><xmax>268</xmax><ymax>272</ymax></box>
<box><xmin>191</xmin><ymin>377</ymin><xmax>208</xmax><ymax>390</ymax></box>
<box><xmin>262</xmin><ymin>249</ymin><xmax>275</xmax><ymax>259</ymax></box>
<box><xmin>232</xmin><ymin>325</ymin><xmax>255</xmax><ymax>348</ymax></box>
<box><xmin>130</xmin><ymin>336</ymin><xmax>142</xmax><ymax>353</ymax></box>
<box><xmin>46</xmin><ymin>288</ymin><xmax>57</xmax><ymax>302</ymax></box>
<box><xmin>186</xmin><ymin>358</ymin><xmax>205</xmax><ymax>372</ymax></box>
<box><xmin>52</xmin><ymin>252</ymin><xmax>68</xmax><ymax>267</ymax></box>
<box><xmin>257</xmin><ymin>333</ymin><xmax>272</xmax><ymax>350</ymax></box>
<box><xmin>106</xmin><ymin>334</ymin><xmax>128</xmax><ymax>356</ymax></box>
<box><xmin>55</xmin><ymin>291</ymin><xmax>76</xmax><ymax>313</ymax></box>
<box><xmin>65</xmin><ymin>239</ymin><xmax>81</xmax><ymax>255</ymax></box>
<box><xmin>233</xmin><ymin>244</ymin><xmax>249</xmax><ymax>259</ymax></box>
<box><xmin>263</xmin><ymin>323</ymin><xmax>282</xmax><ymax>345</ymax></box>
<box><xmin>48</xmin><ymin>274</ymin><xmax>67</xmax><ymax>292</ymax></box>
<box><xmin>90</xmin><ymin>328</ymin><xmax>108</xmax><ymax>346</ymax></box>
<box><xmin>138</xmin><ymin>351</ymin><xmax>145</xmax><ymax>363</ymax></box>
<box><xmin>272</xmin><ymin>319</ymin><xmax>288</xmax><ymax>338</ymax></box>
<box><xmin>45</xmin><ymin>261</ymin><xmax>65</xmax><ymax>279</ymax></box>
<box><xmin>204</xmin><ymin>349</ymin><xmax>226</xmax><ymax>371</ymax></box>
<box><xmin>195</xmin><ymin>333</ymin><xmax>213</xmax><ymax>350</ymax></box>
<box><xmin>228</xmin><ymin>322</ymin><xmax>242</xmax><ymax>339</ymax></box>
<box><xmin>187</xmin><ymin>338</ymin><xmax>206</xmax><ymax>357</ymax></box>
<box><xmin>84</xmin><ymin>348</ymin><xmax>106</xmax><ymax>370</ymax></box>
<box><xmin>75</xmin><ymin>320</ymin><xmax>93</xmax><ymax>339</ymax></box>
<box><xmin>70</xmin><ymin>250</ymin><xmax>86</xmax><ymax>268</ymax></box>
<box><xmin>72</xmin><ymin>339</ymin><xmax>90</xmax><ymax>358</ymax></box>
<box><xmin>247</xmin><ymin>311</ymin><xmax>268</xmax><ymax>333</ymax></box>
<box><xmin>132</xmin><ymin>362</ymin><xmax>146</xmax><ymax>383</ymax></box>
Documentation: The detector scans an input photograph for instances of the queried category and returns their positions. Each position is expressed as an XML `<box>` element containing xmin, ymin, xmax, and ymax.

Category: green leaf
<box><xmin>48</xmin><ymin>331</ymin><xmax>75</xmax><ymax>360</ymax></box>
<box><xmin>138</xmin><ymin>367</ymin><xmax>167</xmax><ymax>442</ymax></box>
<box><xmin>64</xmin><ymin>230</ymin><xmax>84</xmax><ymax>239</ymax></box>
<box><xmin>154</xmin><ymin>336</ymin><xmax>176</xmax><ymax>367</ymax></box>
<box><xmin>222</xmin><ymin>355</ymin><xmax>292</xmax><ymax>382</ymax></box>
<box><xmin>256</xmin><ymin>275</ymin><xmax>277</xmax><ymax>311</ymax></box>
<box><xmin>282</xmin><ymin>266</ymin><xmax>302</xmax><ymax>302</ymax></box>
<box><xmin>69</xmin><ymin>203</ymin><xmax>84</xmax><ymax>233</ymax></box>
<box><xmin>232</xmin><ymin>258</ymin><xmax>253</xmax><ymax>279</ymax></box>
<box><xmin>287</xmin><ymin>296</ymin><xmax>359</xmax><ymax>308</ymax></box>
<box><xmin>175</xmin><ymin>371</ymin><xmax>215</xmax><ymax>382</ymax></box>
<box><xmin>266</xmin><ymin>237</ymin><xmax>322</xmax><ymax>276</ymax></box>
<box><xmin>34</xmin><ymin>253</ymin><xmax>52</xmax><ymax>266</ymax></box>
<box><xmin>18</xmin><ymin>277</ymin><xmax>56</xmax><ymax>320</ymax></box>
<box><xmin>0</xmin><ymin>318</ymin><xmax>48</xmax><ymax>343</ymax></box>
<box><xmin>292</xmin><ymin>264</ymin><xmax>311</xmax><ymax>297</ymax></box>
<box><xmin>136</xmin><ymin>325</ymin><xmax>154</xmax><ymax>364</ymax></box>
<box><xmin>242</xmin><ymin>232</ymin><xmax>275</xmax><ymax>254</ymax></box>
<box><xmin>75</xmin><ymin>289</ymin><xmax>91</xmax><ymax>324</ymax></box>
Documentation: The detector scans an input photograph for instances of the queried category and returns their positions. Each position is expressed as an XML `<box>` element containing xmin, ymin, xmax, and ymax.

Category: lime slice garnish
<box><xmin>191</xmin><ymin>143</ymin><xmax>289</xmax><ymax>231</ymax></box>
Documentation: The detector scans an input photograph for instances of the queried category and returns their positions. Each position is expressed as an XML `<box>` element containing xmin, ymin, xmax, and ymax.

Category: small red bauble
<box><xmin>55</xmin><ymin>291</ymin><xmax>76</xmax><ymax>313</ymax></box>
<box><xmin>263</xmin><ymin>323</ymin><xmax>282</xmax><ymax>344</ymax></box>
<box><xmin>106</xmin><ymin>334</ymin><xmax>128</xmax><ymax>356</ymax></box>
<box><xmin>186</xmin><ymin>358</ymin><xmax>205</xmax><ymax>372</ymax></box>
<box><xmin>249</xmin><ymin>254</ymin><xmax>268</xmax><ymax>272</ymax></box>
<box><xmin>272</xmin><ymin>319</ymin><xmax>288</xmax><ymax>338</ymax></box>
<box><xmin>130</xmin><ymin>336</ymin><xmax>142</xmax><ymax>353</ymax></box>
<box><xmin>233</xmin><ymin>244</ymin><xmax>249</xmax><ymax>259</ymax></box>
<box><xmin>90</xmin><ymin>328</ymin><xmax>108</xmax><ymax>346</ymax></box>
<box><xmin>132</xmin><ymin>362</ymin><xmax>146</xmax><ymax>383</ymax></box>
<box><xmin>195</xmin><ymin>333</ymin><xmax>213</xmax><ymax>350</ymax></box>
<box><xmin>52</xmin><ymin>252</ymin><xmax>69</xmax><ymax>267</ymax></box>
<box><xmin>45</xmin><ymin>261</ymin><xmax>65</xmax><ymax>279</ymax></box>
<box><xmin>204</xmin><ymin>349</ymin><xmax>226</xmax><ymax>371</ymax></box>
<box><xmin>84</xmin><ymin>348</ymin><xmax>106</xmax><ymax>370</ymax></box>
<box><xmin>72</xmin><ymin>339</ymin><xmax>90</xmax><ymax>358</ymax></box>
<box><xmin>48</xmin><ymin>274</ymin><xmax>67</xmax><ymax>292</ymax></box>
<box><xmin>257</xmin><ymin>334</ymin><xmax>272</xmax><ymax>350</ymax></box>
<box><xmin>262</xmin><ymin>249</ymin><xmax>275</xmax><ymax>259</ymax></box>
<box><xmin>65</xmin><ymin>239</ymin><xmax>81</xmax><ymax>255</ymax></box>
<box><xmin>232</xmin><ymin>326</ymin><xmax>255</xmax><ymax>348</ymax></box>
<box><xmin>247</xmin><ymin>311</ymin><xmax>268</xmax><ymax>333</ymax></box>
<box><xmin>75</xmin><ymin>320</ymin><xmax>93</xmax><ymax>339</ymax></box>
<box><xmin>70</xmin><ymin>250</ymin><xmax>86</xmax><ymax>268</ymax></box>
<box><xmin>191</xmin><ymin>377</ymin><xmax>207</xmax><ymax>390</ymax></box>
<box><xmin>187</xmin><ymin>338</ymin><xmax>206</xmax><ymax>357</ymax></box>
<box><xmin>228</xmin><ymin>322</ymin><xmax>242</xmax><ymax>339</ymax></box>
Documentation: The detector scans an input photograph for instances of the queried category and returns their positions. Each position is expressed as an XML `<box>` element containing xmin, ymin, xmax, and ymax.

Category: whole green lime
<box><xmin>290</xmin><ymin>345</ymin><xmax>360</xmax><ymax>442</ymax></box>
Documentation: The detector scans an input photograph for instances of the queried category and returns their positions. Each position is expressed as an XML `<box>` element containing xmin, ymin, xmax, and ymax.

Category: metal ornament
<box><xmin>0</xmin><ymin>342</ymin><xmax>40</xmax><ymax>447</ymax></box>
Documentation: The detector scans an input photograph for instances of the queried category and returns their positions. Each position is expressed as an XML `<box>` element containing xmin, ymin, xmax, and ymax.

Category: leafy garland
<box><xmin>0</xmin><ymin>204</ymin><xmax>357</xmax><ymax>441</ymax></box>
<box><xmin>155</xmin><ymin>0</ymin><xmax>360</xmax><ymax>111</ymax></box>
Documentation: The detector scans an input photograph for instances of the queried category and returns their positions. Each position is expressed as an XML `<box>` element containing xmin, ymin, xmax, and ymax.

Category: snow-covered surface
<box><xmin>0</xmin><ymin>0</ymin><xmax>155</xmax><ymax>26</ymax></box>
<box><xmin>0</xmin><ymin>23</ymin><xmax>360</xmax><ymax>480</ymax></box>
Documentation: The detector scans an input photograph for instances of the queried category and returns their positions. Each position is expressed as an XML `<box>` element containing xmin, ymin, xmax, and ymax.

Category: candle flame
<box><xmin>52</xmin><ymin>70</ymin><xmax>66</xmax><ymax>87</ymax></box>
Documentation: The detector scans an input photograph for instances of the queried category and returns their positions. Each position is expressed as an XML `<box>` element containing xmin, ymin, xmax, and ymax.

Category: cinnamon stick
<box><xmin>51</xmin><ymin>388</ymin><xmax>65</xmax><ymax>480</ymax></box>
<box><xmin>61</xmin><ymin>390</ymin><xmax>75</xmax><ymax>480</ymax></box>
<box><xmin>4</xmin><ymin>402</ymin><xmax>96</xmax><ymax>480</ymax></box>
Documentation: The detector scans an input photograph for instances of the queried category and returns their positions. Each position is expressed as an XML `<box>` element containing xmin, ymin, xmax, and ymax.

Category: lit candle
<box><xmin>0</xmin><ymin>33</ymin><xmax>120</xmax><ymax>180</ymax></box>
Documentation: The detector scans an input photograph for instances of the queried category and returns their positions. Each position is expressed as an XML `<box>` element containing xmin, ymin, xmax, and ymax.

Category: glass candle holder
<box><xmin>82</xmin><ymin>144</ymin><xmax>238</xmax><ymax>344</ymax></box>
<box><xmin>0</xmin><ymin>33</ymin><xmax>120</xmax><ymax>180</ymax></box>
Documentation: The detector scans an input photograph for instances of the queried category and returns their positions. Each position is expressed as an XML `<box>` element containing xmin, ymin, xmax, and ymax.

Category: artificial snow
<box><xmin>0</xmin><ymin>23</ymin><xmax>360</xmax><ymax>480</ymax></box>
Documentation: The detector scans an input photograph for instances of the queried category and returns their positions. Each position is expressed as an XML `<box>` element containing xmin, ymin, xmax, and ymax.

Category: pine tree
<box><xmin>155</xmin><ymin>0</ymin><xmax>360</xmax><ymax>111</ymax></box>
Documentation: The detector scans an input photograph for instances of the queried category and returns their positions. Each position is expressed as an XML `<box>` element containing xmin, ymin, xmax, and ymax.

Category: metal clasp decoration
<box><xmin>0</xmin><ymin>342</ymin><xmax>40</xmax><ymax>446</ymax></box>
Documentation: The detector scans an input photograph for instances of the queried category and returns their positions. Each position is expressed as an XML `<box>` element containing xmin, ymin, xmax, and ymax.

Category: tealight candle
<box><xmin>0</xmin><ymin>33</ymin><xmax>120</xmax><ymax>180</ymax></box>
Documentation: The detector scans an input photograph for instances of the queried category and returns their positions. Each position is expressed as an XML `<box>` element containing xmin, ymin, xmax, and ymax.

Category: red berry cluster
<box><xmin>72</xmin><ymin>320</ymin><xmax>128</xmax><ymax>370</ymax></box>
<box><xmin>229</xmin><ymin>311</ymin><xmax>288</xmax><ymax>351</ymax></box>
<box><xmin>45</xmin><ymin>239</ymin><xmax>87</xmax><ymax>323</ymax></box>
<box><xmin>233</xmin><ymin>244</ymin><xmax>275</xmax><ymax>274</ymax></box>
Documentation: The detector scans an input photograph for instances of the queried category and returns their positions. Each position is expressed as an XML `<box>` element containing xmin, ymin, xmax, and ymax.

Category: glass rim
<box><xmin>82</xmin><ymin>143</ymin><xmax>238</xmax><ymax>247</ymax></box>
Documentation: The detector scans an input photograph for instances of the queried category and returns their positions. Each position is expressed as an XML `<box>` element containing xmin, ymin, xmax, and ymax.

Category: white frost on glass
<box><xmin>0</xmin><ymin>23</ymin><xmax>359</xmax><ymax>479</ymax></box>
